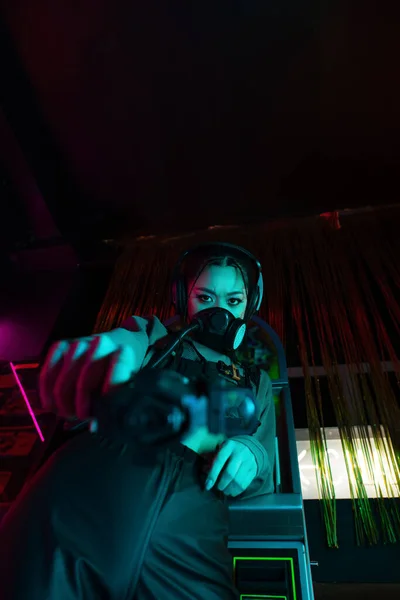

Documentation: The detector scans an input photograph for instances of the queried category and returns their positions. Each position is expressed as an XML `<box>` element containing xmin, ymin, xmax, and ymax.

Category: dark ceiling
<box><xmin>1</xmin><ymin>0</ymin><xmax>400</xmax><ymax>246</ymax></box>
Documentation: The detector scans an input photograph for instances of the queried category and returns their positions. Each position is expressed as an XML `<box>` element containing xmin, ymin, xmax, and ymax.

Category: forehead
<box><xmin>193</xmin><ymin>264</ymin><xmax>245</xmax><ymax>290</ymax></box>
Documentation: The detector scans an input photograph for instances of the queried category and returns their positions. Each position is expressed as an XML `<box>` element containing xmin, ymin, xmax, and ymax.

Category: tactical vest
<box><xmin>145</xmin><ymin>332</ymin><xmax>262</xmax><ymax>428</ymax></box>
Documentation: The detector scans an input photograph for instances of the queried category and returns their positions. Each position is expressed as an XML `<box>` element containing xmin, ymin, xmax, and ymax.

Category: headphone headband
<box><xmin>171</xmin><ymin>242</ymin><xmax>264</xmax><ymax>320</ymax></box>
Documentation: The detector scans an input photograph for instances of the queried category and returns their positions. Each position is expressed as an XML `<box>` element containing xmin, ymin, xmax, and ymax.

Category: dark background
<box><xmin>1</xmin><ymin>0</ymin><xmax>400</xmax><ymax>250</ymax></box>
<box><xmin>0</xmin><ymin>1</ymin><xmax>399</xmax><ymax>586</ymax></box>
<box><xmin>1</xmin><ymin>0</ymin><xmax>399</xmax><ymax>361</ymax></box>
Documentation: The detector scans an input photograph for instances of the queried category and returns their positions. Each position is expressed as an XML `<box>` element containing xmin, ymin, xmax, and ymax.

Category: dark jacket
<box><xmin>120</xmin><ymin>314</ymin><xmax>276</xmax><ymax>497</ymax></box>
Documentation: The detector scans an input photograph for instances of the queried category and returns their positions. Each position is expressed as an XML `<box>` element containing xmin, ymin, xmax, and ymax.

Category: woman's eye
<box><xmin>196</xmin><ymin>295</ymin><xmax>243</xmax><ymax>306</ymax></box>
<box><xmin>228</xmin><ymin>298</ymin><xmax>243</xmax><ymax>306</ymax></box>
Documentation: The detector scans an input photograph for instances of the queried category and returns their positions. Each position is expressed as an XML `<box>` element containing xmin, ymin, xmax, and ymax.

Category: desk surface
<box><xmin>228</xmin><ymin>493</ymin><xmax>305</xmax><ymax>540</ymax></box>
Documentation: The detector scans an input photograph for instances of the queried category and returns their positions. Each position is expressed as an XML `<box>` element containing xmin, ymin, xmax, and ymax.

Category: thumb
<box><xmin>102</xmin><ymin>344</ymin><xmax>136</xmax><ymax>395</ymax></box>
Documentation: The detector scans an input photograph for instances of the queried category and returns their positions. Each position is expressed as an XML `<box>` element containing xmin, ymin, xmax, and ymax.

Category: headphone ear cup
<box><xmin>255</xmin><ymin>272</ymin><xmax>263</xmax><ymax>312</ymax></box>
<box><xmin>246</xmin><ymin>273</ymin><xmax>263</xmax><ymax>319</ymax></box>
<box><xmin>252</xmin><ymin>289</ymin><xmax>260</xmax><ymax>315</ymax></box>
<box><xmin>171</xmin><ymin>268</ymin><xmax>187</xmax><ymax>317</ymax></box>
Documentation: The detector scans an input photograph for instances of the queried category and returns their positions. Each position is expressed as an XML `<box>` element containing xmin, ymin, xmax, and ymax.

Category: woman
<box><xmin>0</xmin><ymin>242</ymin><xmax>275</xmax><ymax>600</ymax></box>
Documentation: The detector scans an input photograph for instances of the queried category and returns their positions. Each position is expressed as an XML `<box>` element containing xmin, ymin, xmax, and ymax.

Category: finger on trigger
<box><xmin>65</xmin><ymin>338</ymin><xmax>90</xmax><ymax>364</ymax></box>
<box><xmin>53</xmin><ymin>340</ymin><xmax>92</xmax><ymax>417</ymax></box>
<box><xmin>102</xmin><ymin>345</ymin><xmax>135</xmax><ymax>395</ymax></box>
<box><xmin>75</xmin><ymin>344</ymin><xmax>117</xmax><ymax>420</ymax></box>
<box><xmin>85</xmin><ymin>335</ymin><xmax>103</xmax><ymax>361</ymax></box>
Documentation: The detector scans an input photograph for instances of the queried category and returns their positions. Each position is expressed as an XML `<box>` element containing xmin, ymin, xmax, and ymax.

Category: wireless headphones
<box><xmin>171</xmin><ymin>242</ymin><xmax>264</xmax><ymax>322</ymax></box>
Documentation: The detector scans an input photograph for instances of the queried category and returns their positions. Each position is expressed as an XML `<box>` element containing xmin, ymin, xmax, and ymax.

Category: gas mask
<box><xmin>189</xmin><ymin>307</ymin><xmax>247</xmax><ymax>355</ymax></box>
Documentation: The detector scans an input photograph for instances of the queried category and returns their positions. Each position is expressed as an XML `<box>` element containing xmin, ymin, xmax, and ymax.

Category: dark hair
<box><xmin>181</xmin><ymin>249</ymin><xmax>257</xmax><ymax>320</ymax></box>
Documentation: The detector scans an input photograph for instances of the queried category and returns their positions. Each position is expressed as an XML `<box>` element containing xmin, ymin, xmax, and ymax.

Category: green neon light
<box><xmin>273</xmin><ymin>394</ymin><xmax>281</xmax><ymax>415</ymax></box>
<box><xmin>233</xmin><ymin>556</ymin><xmax>296</xmax><ymax>600</ymax></box>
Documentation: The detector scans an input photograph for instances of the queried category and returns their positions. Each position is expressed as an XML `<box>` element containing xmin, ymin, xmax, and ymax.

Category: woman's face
<box><xmin>187</xmin><ymin>264</ymin><xmax>248</xmax><ymax>322</ymax></box>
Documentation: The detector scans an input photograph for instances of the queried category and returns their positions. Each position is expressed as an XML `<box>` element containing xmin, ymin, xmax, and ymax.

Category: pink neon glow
<box><xmin>9</xmin><ymin>362</ymin><xmax>45</xmax><ymax>442</ymax></box>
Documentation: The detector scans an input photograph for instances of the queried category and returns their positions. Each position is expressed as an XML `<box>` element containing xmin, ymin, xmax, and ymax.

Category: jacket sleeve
<box><xmin>229</xmin><ymin>370</ymin><xmax>276</xmax><ymax>498</ymax></box>
<box><xmin>118</xmin><ymin>314</ymin><xmax>169</xmax><ymax>370</ymax></box>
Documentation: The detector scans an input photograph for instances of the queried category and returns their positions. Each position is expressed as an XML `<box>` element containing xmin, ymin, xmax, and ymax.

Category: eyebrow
<box><xmin>195</xmin><ymin>286</ymin><xmax>245</xmax><ymax>296</ymax></box>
